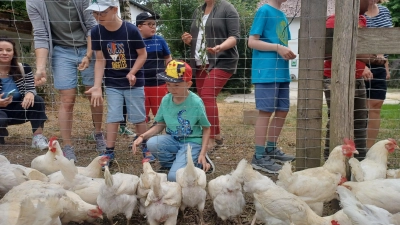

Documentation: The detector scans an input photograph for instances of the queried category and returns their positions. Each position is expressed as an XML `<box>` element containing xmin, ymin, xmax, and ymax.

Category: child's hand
<box><xmin>181</xmin><ymin>32</ymin><xmax>192</xmax><ymax>46</ymax></box>
<box><xmin>126</xmin><ymin>73</ymin><xmax>137</xmax><ymax>86</ymax></box>
<box><xmin>277</xmin><ymin>45</ymin><xmax>296</xmax><ymax>60</ymax></box>
<box><xmin>132</xmin><ymin>136</ymin><xmax>143</xmax><ymax>154</ymax></box>
<box><xmin>85</xmin><ymin>87</ymin><xmax>103</xmax><ymax>107</ymax></box>
<box><xmin>198</xmin><ymin>154</ymin><xmax>210</xmax><ymax>172</ymax></box>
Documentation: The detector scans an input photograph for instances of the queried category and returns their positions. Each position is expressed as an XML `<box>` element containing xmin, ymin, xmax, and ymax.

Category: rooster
<box><xmin>176</xmin><ymin>144</ymin><xmax>207</xmax><ymax>225</ymax></box>
<box><xmin>0</xmin><ymin>155</ymin><xmax>48</xmax><ymax>195</ymax></box>
<box><xmin>97</xmin><ymin>165</ymin><xmax>139</xmax><ymax>225</ymax></box>
<box><xmin>31</xmin><ymin>136</ymin><xmax>64</xmax><ymax>175</ymax></box>
<box><xmin>349</xmin><ymin>138</ymin><xmax>398</xmax><ymax>182</ymax></box>
<box><xmin>145</xmin><ymin>173</ymin><xmax>182</xmax><ymax>225</ymax></box>
<box><xmin>342</xmin><ymin>179</ymin><xmax>400</xmax><ymax>214</ymax></box>
<box><xmin>244</xmin><ymin>164</ymin><xmax>351</xmax><ymax>225</ymax></box>
<box><xmin>337</xmin><ymin>185</ymin><xmax>400</xmax><ymax>225</ymax></box>
<box><xmin>276</xmin><ymin>139</ymin><xmax>357</xmax><ymax>215</ymax></box>
<box><xmin>137</xmin><ymin>162</ymin><xmax>168</xmax><ymax>215</ymax></box>
<box><xmin>208</xmin><ymin>159</ymin><xmax>247</xmax><ymax>224</ymax></box>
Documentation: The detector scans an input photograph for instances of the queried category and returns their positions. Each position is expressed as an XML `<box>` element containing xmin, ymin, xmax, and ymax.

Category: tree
<box><xmin>384</xmin><ymin>0</ymin><xmax>400</xmax><ymax>27</ymax></box>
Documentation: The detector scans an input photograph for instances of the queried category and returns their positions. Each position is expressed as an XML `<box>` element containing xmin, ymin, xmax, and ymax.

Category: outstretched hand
<box><xmin>85</xmin><ymin>87</ymin><xmax>103</xmax><ymax>107</ymax></box>
<box><xmin>198</xmin><ymin>154</ymin><xmax>210</xmax><ymax>172</ymax></box>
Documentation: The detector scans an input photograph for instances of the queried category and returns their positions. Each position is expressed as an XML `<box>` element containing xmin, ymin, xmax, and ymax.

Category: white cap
<box><xmin>85</xmin><ymin>0</ymin><xmax>118</xmax><ymax>12</ymax></box>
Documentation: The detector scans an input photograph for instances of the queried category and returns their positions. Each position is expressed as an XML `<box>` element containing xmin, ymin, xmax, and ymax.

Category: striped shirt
<box><xmin>0</xmin><ymin>63</ymin><xmax>37</xmax><ymax>97</ymax></box>
<box><xmin>365</xmin><ymin>5</ymin><xmax>393</xmax><ymax>28</ymax></box>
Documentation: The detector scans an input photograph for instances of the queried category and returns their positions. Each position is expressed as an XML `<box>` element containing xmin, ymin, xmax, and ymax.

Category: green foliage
<box><xmin>0</xmin><ymin>1</ymin><xmax>28</xmax><ymax>19</ymax></box>
<box><xmin>150</xmin><ymin>0</ymin><xmax>257</xmax><ymax>94</ymax></box>
<box><xmin>384</xmin><ymin>0</ymin><xmax>400</xmax><ymax>27</ymax></box>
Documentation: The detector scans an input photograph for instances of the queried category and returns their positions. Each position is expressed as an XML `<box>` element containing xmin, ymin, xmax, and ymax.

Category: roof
<box><xmin>258</xmin><ymin>0</ymin><xmax>336</xmax><ymax>18</ymax></box>
<box><xmin>129</xmin><ymin>0</ymin><xmax>155</xmax><ymax>14</ymax></box>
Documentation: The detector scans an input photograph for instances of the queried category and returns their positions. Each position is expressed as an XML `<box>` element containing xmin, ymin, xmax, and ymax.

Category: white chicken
<box><xmin>276</xmin><ymin>139</ymin><xmax>357</xmax><ymax>215</ymax></box>
<box><xmin>78</xmin><ymin>155</ymin><xmax>109</xmax><ymax>178</ymax></box>
<box><xmin>97</xmin><ymin>165</ymin><xmax>139</xmax><ymax>225</ymax></box>
<box><xmin>244</xmin><ymin>164</ymin><xmax>351</xmax><ymax>225</ymax></box>
<box><xmin>31</xmin><ymin>136</ymin><xmax>64</xmax><ymax>175</ymax></box>
<box><xmin>342</xmin><ymin>179</ymin><xmax>400</xmax><ymax>214</ymax></box>
<box><xmin>208</xmin><ymin>159</ymin><xmax>247</xmax><ymax>224</ymax></box>
<box><xmin>176</xmin><ymin>144</ymin><xmax>207</xmax><ymax>225</ymax></box>
<box><xmin>387</xmin><ymin>168</ymin><xmax>400</xmax><ymax>179</ymax></box>
<box><xmin>60</xmin><ymin>190</ymin><xmax>103</xmax><ymax>224</ymax></box>
<box><xmin>349</xmin><ymin>138</ymin><xmax>398</xmax><ymax>182</ymax></box>
<box><xmin>337</xmin><ymin>185</ymin><xmax>400</xmax><ymax>225</ymax></box>
<box><xmin>0</xmin><ymin>155</ymin><xmax>48</xmax><ymax>195</ymax></box>
<box><xmin>145</xmin><ymin>173</ymin><xmax>182</xmax><ymax>225</ymax></box>
<box><xmin>137</xmin><ymin>162</ymin><xmax>168</xmax><ymax>215</ymax></box>
<box><xmin>49</xmin><ymin>155</ymin><xmax>103</xmax><ymax>205</ymax></box>
<box><xmin>15</xmin><ymin>197</ymin><xmax>63</xmax><ymax>225</ymax></box>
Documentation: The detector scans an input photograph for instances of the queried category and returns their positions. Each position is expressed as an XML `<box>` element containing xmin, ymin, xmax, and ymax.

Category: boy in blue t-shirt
<box><xmin>85</xmin><ymin>1</ymin><xmax>150</xmax><ymax>166</ymax></box>
<box><xmin>136</xmin><ymin>12</ymin><xmax>172</xmax><ymax>123</ymax></box>
<box><xmin>248</xmin><ymin>0</ymin><xmax>297</xmax><ymax>174</ymax></box>
<box><xmin>132</xmin><ymin>60</ymin><xmax>215</xmax><ymax>181</ymax></box>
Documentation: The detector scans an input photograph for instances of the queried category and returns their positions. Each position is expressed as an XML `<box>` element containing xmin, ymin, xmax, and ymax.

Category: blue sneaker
<box><xmin>100</xmin><ymin>151</ymin><xmax>115</xmax><ymax>169</ymax></box>
<box><xmin>142</xmin><ymin>146</ymin><xmax>156</xmax><ymax>163</ymax></box>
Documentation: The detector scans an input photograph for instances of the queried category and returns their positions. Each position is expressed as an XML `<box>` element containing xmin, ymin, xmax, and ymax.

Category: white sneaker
<box><xmin>31</xmin><ymin>134</ymin><xmax>48</xmax><ymax>150</ymax></box>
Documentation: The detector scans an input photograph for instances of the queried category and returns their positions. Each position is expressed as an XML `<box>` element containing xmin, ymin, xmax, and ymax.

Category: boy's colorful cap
<box><xmin>85</xmin><ymin>0</ymin><xmax>118</xmax><ymax>12</ymax></box>
<box><xmin>136</xmin><ymin>12</ymin><xmax>160</xmax><ymax>26</ymax></box>
<box><xmin>157</xmin><ymin>60</ymin><xmax>192</xmax><ymax>83</ymax></box>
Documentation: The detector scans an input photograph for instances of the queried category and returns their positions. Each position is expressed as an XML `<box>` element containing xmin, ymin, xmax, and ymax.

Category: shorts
<box><xmin>105</xmin><ymin>87</ymin><xmax>146</xmax><ymax>124</ymax></box>
<box><xmin>52</xmin><ymin>45</ymin><xmax>95</xmax><ymax>90</ymax></box>
<box><xmin>255</xmin><ymin>82</ymin><xmax>290</xmax><ymax>112</ymax></box>
<box><xmin>365</xmin><ymin>67</ymin><xmax>387</xmax><ymax>100</ymax></box>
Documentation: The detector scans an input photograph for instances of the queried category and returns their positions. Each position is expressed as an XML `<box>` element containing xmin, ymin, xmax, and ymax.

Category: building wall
<box><xmin>129</xmin><ymin>5</ymin><xmax>145</xmax><ymax>24</ymax></box>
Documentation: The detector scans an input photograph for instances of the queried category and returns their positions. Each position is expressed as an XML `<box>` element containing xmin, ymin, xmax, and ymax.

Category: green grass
<box><xmin>379</xmin><ymin>104</ymin><xmax>400</xmax><ymax>140</ymax></box>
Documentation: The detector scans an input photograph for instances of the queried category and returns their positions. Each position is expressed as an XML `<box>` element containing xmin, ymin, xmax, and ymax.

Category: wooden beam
<box><xmin>325</xmin><ymin>27</ymin><xmax>400</xmax><ymax>54</ymax></box>
<box><xmin>295</xmin><ymin>0</ymin><xmax>327</xmax><ymax>170</ymax></box>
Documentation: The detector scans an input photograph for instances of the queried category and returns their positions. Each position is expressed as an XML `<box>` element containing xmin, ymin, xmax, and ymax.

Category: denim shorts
<box><xmin>52</xmin><ymin>45</ymin><xmax>95</xmax><ymax>90</ymax></box>
<box><xmin>255</xmin><ymin>82</ymin><xmax>290</xmax><ymax>112</ymax></box>
<box><xmin>105</xmin><ymin>87</ymin><xmax>145</xmax><ymax>123</ymax></box>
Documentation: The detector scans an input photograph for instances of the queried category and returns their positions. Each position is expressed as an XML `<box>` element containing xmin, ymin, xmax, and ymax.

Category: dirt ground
<box><xmin>0</xmin><ymin>96</ymin><xmax>330</xmax><ymax>225</ymax></box>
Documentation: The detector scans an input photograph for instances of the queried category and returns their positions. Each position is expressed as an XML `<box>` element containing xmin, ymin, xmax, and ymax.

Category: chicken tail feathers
<box><xmin>231</xmin><ymin>159</ymin><xmax>248</xmax><ymax>183</ymax></box>
<box><xmin>348</xmin><ymin>157</ymin><xmax>364</xmax><ymax>182</ymax></box>
<box><xmin>277</xmin><ymin>161</ymin><xmax>293</xmax><ymax>186</ymax></box>
<box><xmin>150</xmin><ymin>173</ymin><xmax>162</xmax><ymax>200</ymax></box>
<box><xmin>55</xmin><ymin>155</ymin><xmax>77</xmax><ymax>183</ymax></box>
<box><xmin>104</xmin><ymin>165</ymin><xmax>113</xmax><ymax>187</ymax></box>
<box><xmin>184</xmin><ymin>144</ymin><xmax>197</xmax><ymax>176</ymax></box>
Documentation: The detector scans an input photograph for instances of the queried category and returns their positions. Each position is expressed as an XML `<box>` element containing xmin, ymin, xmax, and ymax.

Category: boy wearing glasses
<box><xmin>85</xmin><ymin>0</ymin><xmax>149</xmax><ymax>166</ymax></box>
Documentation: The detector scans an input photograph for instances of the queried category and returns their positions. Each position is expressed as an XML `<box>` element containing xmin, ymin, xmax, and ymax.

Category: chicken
<box><xmin>342</xmin><ymin>179</ymin><xmax>400</xmax><ymax>214</ymax></box>
<box><xmin>137</xmin><ymin>162</ymin><xmax>168</xmax><ymax>215</ymax></box>
<box><xmin>145</xmin><ymin>173</ymin><xmax>182</xmax><ymax>225</ymax></box>
<box><xmin>31</xmin><ymin>137</ymin><xmax>64</xmax><ymax>175</ymax></box>
<box><xmin>97</xmin><ymin>165</ymin><xmax>139</xmax><ymax>225</ymax></box>
<box><xmin>387</xmin><ymin>168</ymin><xmax>400</xmax><ymax>179</ymax></box>
<box><xmin>337</xmin><ymin>185</ymin><xmax>400</xmax><ymax>225</ymax></box>
<box><xmin>276</xmin><ymin>139</ymin><xmax>357</xmax><ymax>215</ymax></box>
<box><xmin>176</xmin><ymin>144</ymin><xmax>207</xmax><ymax>225</ymax></box>
<box><xmin>77</xmin><ymin>155</ymin><xmax>109</xmax><ymax>178</ymax></box>
<box><xmin>208</xmin><ymin>159</ymin><xmax>247</xmax><ymax>224</ymax></box>
<box><xmin>60</xmin><ymin>190</ymin><xmax>103</xmax><ymax>224</ymax></box>
<box><xmin>49</xmin><ymin>155</ymin><xmax>103</xmax><ymax>205</ymax></box>
<box><xmin>15</xmin><ymin>197</ymin><xmax>63</xmax><ymax>225</ymax></box>
<box><xmin>0</xmin><ymin>155</ymin><xmax>48</xmax><ymax>195</ymax></box>
<box><xmin>349</xmin><ymin>138</ymin><xmax>398</xmax><ymax>182</ymax></box>
<box><xmin>244</xmin><ymin>164</ymin><xmax>351</xmax><ymax>225</ymax></box>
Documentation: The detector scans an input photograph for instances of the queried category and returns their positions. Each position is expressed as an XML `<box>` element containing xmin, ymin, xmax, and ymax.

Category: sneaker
<box><xmin>100</xmin><ymin>151</ymin><xmax>115</xmax><ymax>168</ymax></box>
<box><xmin>118</xmin><ymin>126</ymin><xmax>136</xmax><ymax>137</ymax></box>
<box><xmin>142</xmin><ymin>146</ymin><xmax>156</xmax><ymax>163</ymax></box>
<box><xmin>63</xmin><ymin>145</ymin><xmax>77</xmax><ymax>163</ymax></box>
<box><xmin>94</xmin><ymin>132</ymin><xmax>107</xmax><ymax>153</ymax></box>
<box><xmin>265</xmin><ymin>147</ymin><xmax>296</xmax><ymax>162</ymax></box>
<box><xmin>251</xmin><ymin>155</ymin><xmax>282</xmax><ymax>174</ymax></box>
<box><xmin>0</xmin><ymin>128</ymin><xmax>8</xmax><ymax>145</ymax></box>
<box><xmin>205</xmin><ymin>153</ymin><xmax>215</xmax><ymax>174</ymax></box>
<box><xmin>31</xmin><ymin>134</ymin><xmax>48</xmax><ymax>150</ymax></box>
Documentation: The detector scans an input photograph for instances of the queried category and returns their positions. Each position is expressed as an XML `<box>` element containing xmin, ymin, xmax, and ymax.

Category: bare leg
<box><xmin>135</xmin><ymin>121</ymin><xmax>147</xmax><ymax>135</ymax></box>
<box><xmin>255</xmin><ymin>110</ymin><xmax>273</xmax><ymax>146</ymax></box>
<box><xmin>85</xmin><ymin>86</ymin><xmax>103</xmax><ymax>134</ymax></box>
<box><xmin>33</xmin><ymin>127</ymin><xmax>44</xmax><ymax>135</ymax></box>
<box><xmin>58</xmin><ymin>89</ymin><xmax>76</xmax><ymax>147</ymax></box>
<box><xmin>267</xmin><ymin>110</ymin><xmax>288</xmax><ymax>143</ymax></box>
<box><xmin>366</xmin><ymin>99</ymin><xmax>384</xmax><ymax>148</ymax></box>
<box><xmin>106</xmin><ymin>123</ymin><xmax>119</xmax><ymax>148</ymax></box>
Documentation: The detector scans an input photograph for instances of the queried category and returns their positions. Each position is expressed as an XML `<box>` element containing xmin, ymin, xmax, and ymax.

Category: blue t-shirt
<box><xmin>0</xmin><ymin>77</ymin><xmax>21</xmax><ymax>100</ymax></box>
<box><xmin>91</xmin><ymin>21</ymin><xmax>146</xmax><ymax>89</ymax></box>
<box><xmin>250</xmin><ymin>4</ymin><xmax>291</xmax><ymax>84</ymax></box>
<box><xmin>143</xmin><ymin>35</ymin><xmax>171</xmax><ymax>87</ymax></box>
<box><xmin>154</xmin><ymin>91</ymin><xmax>211</xmax><ymax>145</ymax></box>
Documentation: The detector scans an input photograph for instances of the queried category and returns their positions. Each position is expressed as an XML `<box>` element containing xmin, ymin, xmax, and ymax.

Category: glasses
<box><xmin>141</xmin><ymin>22</ymin><xmax>157</xmax><ymax>28</ymax></box>
<box><xmin>92</xmin><ymin>7</ymin><xmax>113</xmax><ymax>17</ymax></box>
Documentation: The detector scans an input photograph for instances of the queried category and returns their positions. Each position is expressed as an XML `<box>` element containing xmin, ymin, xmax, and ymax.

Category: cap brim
<box><xmin>157</xmin><ymin>72</ymin><xmax>183</xmax><ymax>83</ymax></box>
<box><xmin>85</xmin><ymin>4</ymin><xmax>110</xmax><ymax>12</ymax></box>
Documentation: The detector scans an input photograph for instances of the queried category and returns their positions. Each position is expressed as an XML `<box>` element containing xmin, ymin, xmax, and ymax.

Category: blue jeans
<box><xmin>147</xmin><ymin>135</ymin><xmax>202</xmax><ymax>182</ymax></box>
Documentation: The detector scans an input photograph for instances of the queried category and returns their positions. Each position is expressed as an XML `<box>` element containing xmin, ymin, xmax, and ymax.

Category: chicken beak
<box><xmin>353</xmin><ymin>150</ymin><xmax>359</xmax><ymax>155</ymax></box>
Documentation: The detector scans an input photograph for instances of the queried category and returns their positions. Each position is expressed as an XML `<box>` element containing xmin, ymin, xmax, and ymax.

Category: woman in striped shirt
<box><xmin>0</xmin><ymin>36</ymin><xmax>48</xmax><ymax>149</ymax></box>
<box><xmin>364</xmin><ymin>0</ymin><xmax>393</xmax><ymax>149</ymax></box>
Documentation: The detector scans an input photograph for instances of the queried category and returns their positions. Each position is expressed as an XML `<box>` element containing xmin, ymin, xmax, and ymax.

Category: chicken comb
<box><xmin>97</xmin><ymin>206</ymin><xmax>103</xmax><ymax>214</ymax></box>
<box><xmin>49</xmin><ymin>136</ymin><xmax>58</xmax><ymax>146</ymax></box>
<box><xmin>343</xmin><ymin>138</ymin><xmax>355</xmax><ymax>149</ymax></box>
<box><xmin>142</xmin><ymin>158</ymin><xmax>150</xmax><ymax>164</ymax></box>
<box><xmin>388</xmin><ymin>138</ymin><xmax>397</xmax><ymax>146</ymax></box>
<box><xmin>331</xmin><ymin>220</ymin><xmax>340</xmax><ymax>225</ymax></box>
